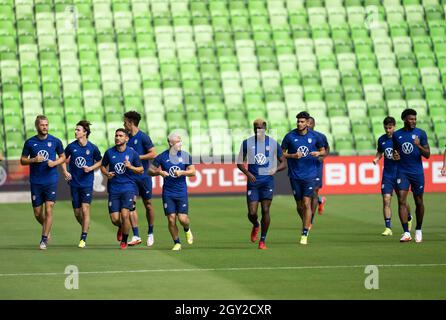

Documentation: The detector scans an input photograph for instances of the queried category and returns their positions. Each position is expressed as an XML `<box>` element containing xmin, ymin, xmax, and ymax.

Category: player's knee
<box><xmin>167</xmin><ymin>214</ymin><xmax>176</xmax><ymax>224</ymax></box>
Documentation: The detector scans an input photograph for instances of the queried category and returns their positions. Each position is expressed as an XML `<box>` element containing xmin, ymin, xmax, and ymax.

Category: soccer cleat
<box><xmin>116</xmin><ymin>227</ymin><xmax>122</xmax><ymax>242</ymax></box>
<box><xmin>171</xmin><ymin>243</ymin><xmax>182</xmax><ymax>251</ymax></box>
<box><xmin>39</xmin><ymin>241</ymin><xmax>47</xmax><ymax>250</ymax></box>
<box><xmin>128</xmin><ymin>236</ymin><xmax>142</xmax><ymax>246</ymax></box>
<box><xmin>399</xmin><ymin>232</ymin><xmax>412</xmax><ymax>242</ymax></box>
<box><xmin>408</xmin><ymin>217</ymin><xmax>413</xmax><ymax>232</ymax></box>
<box><xmin>258</xmin><ymin>241</ymin><xmax>267</xmax><ymax>250</ymax></box>
<box><xmin>120</xmin><ymin>242</ymin><xmax>128</xmax><ymax>250</ymax></box>
<box><xmin>318</xmin><ymin>196</ymin><xmax>326</xmax><ymax>214</ymax></box>
<box><xmin>147</xmin><ymin>234</ymin><xmax>154</xmax><ymax>247</ymax></box>
<box><xmin>300</xmin><ymin>235</ymin><xmax>308</xmax><ymax>245</ymax></box>
<box><xmin>415</xmin><ymin>230</ymin><xmax>423</xmax><ymax>243</ymax></box>
<box><xmin>185</xmin><ymin>229</ymin><xmax>193</xmax><ymax>244</ymax></box>
<box><xmin>78</xmin><ymin>239</ymin><xmax>86</xmax><ymax>248</ymax></box>
<box><xmin>381</xmin><ymin>228</ymin><xmax>393</xmax><ymax>236</ymax></box>
<box><xmin>250</xmin><ymin>225</ymin><xmax>260</xmax><ymax>242</ymax></box>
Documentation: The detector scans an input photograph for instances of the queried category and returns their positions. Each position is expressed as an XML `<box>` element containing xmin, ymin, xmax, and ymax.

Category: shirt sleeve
<box><xmin>152</xmin><ymin>154</ymin><xmax>161</xmax><ymax>168</ymax></box>
<box><xmin>143</xmin><ymin>134</ymin><xmax>154</xmax><ymax>152</ymax></box>
<box><xmin>377</xmin><ymin>137</ymin><xmax>383</xmax><ymax>153</ymax></box>
<box><xmin>102</xmin><ymin>151</ymin><xmax>109</xmax><ymax>167</ymax></box>
<box><xmin>420</xmin><ymin>130</ymin><xmax>428</xmax><ymax>146</ymax></box>
<box><xmin>56</xmin><ymin>139</ymin><xmax>64</xmax><ymax>155</ymax></box>
<box><xmin>276</xmin><ymin>142</ymin><xmax>283</xmax><ymax>158</ymax></box>
<box><xmin>185</xmin><ymin>152</ymin><xmax>193</xmax><ymax>167</ymax></box>
<box><xmin>322</xmin><ymin>134</ymin><xmax>329</xmax><ymax>149</ymax></box>
<box><xmin>315</xmin><ymin>134</ymin><xmax>324</xmax><ymax>149</ymax></box>
<box><xmin>21</xmin><ymin>140</ymin><xmax>30</xmax><ymax>157</ymax></box>
<box><xmin>64</xmin><ymin>144</ymin><xmax>72</xmax><ymax>158</ymax></box>
<box><xmin>280</xmin><ymin>134</ymin><xmax>289</xmax><ymax>151</ymax></box>
<box><xmin>93</xmin><ymin>145</ymin><xmax>102</xmax><ymax>161</ymax></box>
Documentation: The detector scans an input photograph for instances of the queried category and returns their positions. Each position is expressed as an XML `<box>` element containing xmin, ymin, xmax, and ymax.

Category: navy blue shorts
<box><xmin>289</xmin><ymin>178</ymin><xmax>315</xmax><ymax>201</ymax></box>
<box><xmin>30</xmin><ymin>183</ymin><xmax>57</xmax><ymax>207</ymax></box>
<box><xmin>162</xmin><ymin>195</ymin><xmax>188</xmax><ymax>216</ymax></box>
<box><xmin>247</xmin><ymin>179</ymin><xmax>274</xmax><ymax>202</ymax></box>
<box><xmin>396</xmin><ymin>172</ymin><xmax>425</xmax><ymax>196</ymax></box>
<box><xmin>381</xmin><ymin>175</ymin><xmax>398</xmax><ymax>195</ymax></box>
<box><xmin>135</xmin><ymin>176</ymin><xmax>152</xmax><ymax>200</ymax></box>
<box><xmin>70</xmin><ymin>186</ymin><xmax>93</xmax><ymax>208</ymax></box>
<box><xmin>108</xmin><ymin>191</ymin><xmax>136</xmax><ymax>214</ymax></box>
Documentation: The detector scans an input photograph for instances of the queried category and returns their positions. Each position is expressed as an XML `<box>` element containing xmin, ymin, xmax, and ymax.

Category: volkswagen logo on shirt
<box><xmin>168</xmin><ymin>166</ymin><xmax>181</xmax><ymax>178</ymax></box>
<box><xmin>384</xmin><ymin>148</ymin><xmax>393</xmax><ymax>159</ymax></box>
<box><xmin>37</xmin><ymin>150</ymin><xmax>49</xmax><ymax>161</ymax></box>
<box><xmin>75</xmin><ymin>157</ymin><xmax>86</xmax><ymax>168</ymax></box>
<box><xmin>402</xmin><ymin>142</ymin><xmax>413</xmax><ymax>154</ymax></box>
<box><xmin>254</xmin><ymin>153</ymin><xmax>267</xmax><ymax>165</ymax></box>
<box><xmin>114</xmin><ymin>162</ymin><xmax>126</xmax><ymax>174</ymax></box>
<box><xmin>297</xmin><ymin>146</ymin><xmax>309</xmax><ymax>157</ymax></box>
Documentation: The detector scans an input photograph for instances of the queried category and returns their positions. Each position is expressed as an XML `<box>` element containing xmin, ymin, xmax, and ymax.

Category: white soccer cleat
<box><xmin>399</xmin><ymin>232</ymin><xmax>412</xmax><ymax>242</ymax></box>
<box><xmin>147</xmin><ymin>234</ymin><xmax>154</xmax><ymax>247</ymax></box>
<box><xmin>39</xmin><ymin>241</ymin><xmax>47</xmax><ymax>250</ymax></box>
<box><xmin>128</xmin><ymin>236</ymin><xmax>142</xmax><ymax>246</ymax></box>
<box><xmin>415</xmin><ymin>230</ymin><xmax>423</xmax><ymax>243</ymax></box>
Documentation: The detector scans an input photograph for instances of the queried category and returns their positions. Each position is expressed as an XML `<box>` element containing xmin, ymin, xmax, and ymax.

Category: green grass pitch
<box><xmin>0</xmin><ymin>194</ymin><xmax>445</xmax><ymax>299</ymax></box>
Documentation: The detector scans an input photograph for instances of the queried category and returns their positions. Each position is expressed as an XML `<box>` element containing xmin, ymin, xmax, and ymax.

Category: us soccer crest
<box><xmin>308</xmin><ymin>138</ymin><xmax>312</xmax><ymax>143</ymax></box>
<box><xmin>134</xmin><ymin>139</ymin><xmax>138</xmax><ymax>145</ymax></box>
<box><xmin>48</xmin><ymin>142</ymin><xmax>52</xmax><ymax>147</ymax></box>
<box><xmin>412</xmin><ymin>135</ymin><xmax>417</xmax><ymax>140</ymax></box>
<box><xmin>86</xmin><ymin>150</ymin><xmax>90</xmax><ymax>155</ymax></box>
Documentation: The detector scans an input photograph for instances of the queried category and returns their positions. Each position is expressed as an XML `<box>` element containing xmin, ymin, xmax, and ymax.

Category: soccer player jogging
<box><xmin>101</xmin><ymin>129</ymin><xmax>143</xmax><ymax>249</ymax></box>
<box><xmin>237</xmin><ymin>119</ymin><xmax>286</xmax><ymax>250</ymax></box>
<box><xmin>123</xmin><ymin>111</ymin><xmax>157</xmax><ymax>247</ymax></box>
<box><xmin>20</xmin><ymin>115</ymin><xmax>66</xmax><ymax>250</ymax></box>
<box><xmin>373</xmin><ymin>117</ymin><xmax>412</xmax><ymax>236</ymax></box>
<box><xmin>149</xmin><ymin>133</ymin><xmax>196</xmax><ymax>251</ymax></box>
<box><xmin>392</xmin><ymin>109</ymin><xmax>430</xmax><ymax>243</ymax></box>
<box><xmin>281</xmin><ymin>112</ymin><xmax>326</xmax><ymax>245</ymax></box>
<box><xmin>62</xmin><ymin>121</ymin><xmax>102</xmax><ymax>248</ymax></box>
<box><xmin>308</xmin><ymin>116</ymin><xmax>329</xmax><ymax>227</ymax></box>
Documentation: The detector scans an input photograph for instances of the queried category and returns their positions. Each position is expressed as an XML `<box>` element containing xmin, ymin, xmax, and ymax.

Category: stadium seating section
<box><xmin>1</xmin><ymin>0</ymin><xmax>446</xmax><ymax>159</ymax></box>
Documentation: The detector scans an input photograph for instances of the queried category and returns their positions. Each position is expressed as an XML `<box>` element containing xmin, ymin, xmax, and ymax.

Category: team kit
<box><xmin>20</xmin><ymin>108</ymin><xmax>431</xmax><ymax>250</ymax></box>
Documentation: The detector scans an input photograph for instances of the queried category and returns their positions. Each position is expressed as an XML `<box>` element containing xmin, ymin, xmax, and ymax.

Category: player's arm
<box><xmin>282</xmin><ymin>148</ymin><xmax>301</xmax><ymax>159</ymax></box>
<box><xmin>275</xmin><ymin>154</ymin><xmax>287</xmax><ymax>173</ymax></box>
<box><xmin>148</xmin><ymin>163</ymin><xmax>169</xmax><ymax>178</ymax></box>
<box><xmin>413</xmin><ymin>136</ymin><xmax>430</xmax><ymax>159</ymax></box>
<box><xmin>320</xmin><ymin>144</ymin><xmax>330</xmax><ymax>160</ymax></box>
<box><xmin>392</xmin><ymin>135</ymin><xmax>401</xmax><ymax>161</ymax></box>
<box><xmin>236</xmin><ymin>141</ymin><xmax>256</xmax><ymax>183</ymax></box>
<box><xmin>124</xmin><ymin>159</ymin><xmax>143</xmax><ymax>174</ymax></box>
<box><xmin>100</xmin><ymin>165</ymin><xmax>115</xmax><ymax>179</ymax></box>
<box><xmin>100</xmin><ymin>152</ymin><xmax>115</xmax><ymax>179</ymax></box>
<box><xmin>84</xmin><ymin>159</ymin><xmax>102</xmax><ymax>173</ymax></box>
<box><xmin>61</xmin><ymin>157</ymin><xmax>72</xmax><ymax>181</ymax></box>
<box><xmin>20</xmin><ymin>143</ymin><xmax>45</xmax><ymax>165</ymax></box>
<box><xmin>373</xmin><ymin>152</ymin><xmax>383</xmax><ymax>165</ymax></box>
<box><xmin>47</xmin><ymin>153</ymin><xmax>66</xmax><ymax>168</ymax></box>
<box><xmin>140</xmin><ymin>147</ymin><xmax>157</xmax><ymax>161</ymax></box>
<box><xmin>174</xmin><ymin>165</ymin><xmax>196</xmax><ymax>177</ymax></box>
<box><xmin>310</xmin><ymin>147</ymin><xmax>326</xmax><ymax>158</ymax></box>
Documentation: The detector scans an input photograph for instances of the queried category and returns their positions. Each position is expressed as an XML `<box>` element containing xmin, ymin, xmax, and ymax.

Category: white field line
<box><xmin>1</xmin><ymin>263</ymin><xmax>446</xmax><ymax>277</ymax></box>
